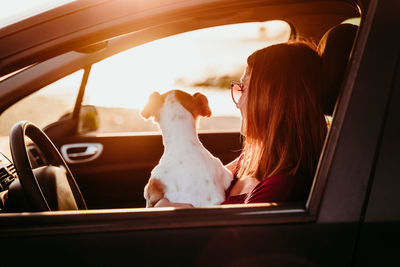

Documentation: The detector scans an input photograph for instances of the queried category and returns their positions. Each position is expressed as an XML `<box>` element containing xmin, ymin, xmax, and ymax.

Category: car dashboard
<box><xmin>0</xmin><ymin>143</ymin><xmax>49</xmax><ymax>212</ymax></box>
<box><xmin>0</xmin><ymin>152</ymin><xmax>17</xmax><ymax>211</ymax></box>
<box><xmin>0</xmin><ymin>152</ymin><xmax>16</xmax><ymax>192</ymax></box>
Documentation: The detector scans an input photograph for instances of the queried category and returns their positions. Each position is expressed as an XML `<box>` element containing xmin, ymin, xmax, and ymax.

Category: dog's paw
<box><xmin>144</xmin><ymin>177</ymin><xmax>166</xmax><ymax>207</ymax></box>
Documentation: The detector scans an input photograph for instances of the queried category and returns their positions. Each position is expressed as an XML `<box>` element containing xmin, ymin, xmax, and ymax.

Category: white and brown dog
<box><xmin>141</xmin><ymin>90</ymin><xmax>233</xmax><ymax>207</ymax></box>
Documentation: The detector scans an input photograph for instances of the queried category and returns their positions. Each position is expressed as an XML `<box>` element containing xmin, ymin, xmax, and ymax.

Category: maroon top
<box><xmin>222</xmin><ymin>173</ymin><xmax>310</xmax><ymax>204</ymax></box>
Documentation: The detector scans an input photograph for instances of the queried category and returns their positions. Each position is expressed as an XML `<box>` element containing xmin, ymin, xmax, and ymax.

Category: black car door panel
<box><xmin>50</xmin><ymin>132</ymin><xmax>242</xmax><ymax>209</ymax></box>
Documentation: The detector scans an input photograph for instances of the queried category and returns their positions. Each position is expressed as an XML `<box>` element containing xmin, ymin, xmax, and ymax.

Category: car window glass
<box><xmin>0</xmin><ymin>70</ymin><xmax>83</xmax><ymax>137</ymax></box>
<box><xmin>83</xmin><ymin>20</ymin><xmax>291</xmax><ymax>134</ymax></box>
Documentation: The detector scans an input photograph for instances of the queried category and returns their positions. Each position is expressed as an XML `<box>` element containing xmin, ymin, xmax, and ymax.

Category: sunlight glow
<box><xmin>1</xmin><ymin>0</ymin><xmax>75</xmax><ymax>28</ymax></box>
<box><xmin>84</xmin><ymin>21</ymin><xmax>291</xmax><ymax>117</ymax></box>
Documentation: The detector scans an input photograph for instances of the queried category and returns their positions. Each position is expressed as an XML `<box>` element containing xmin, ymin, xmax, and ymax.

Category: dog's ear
<box><xmin>141</xmin><ymin>92</ymin><xmax>163</xmax><ymax>119</ymax></box>
<box><xmin>193</xmin><ymin>92</ymin><xmax>212</xmax><ymax>117</ymax></box>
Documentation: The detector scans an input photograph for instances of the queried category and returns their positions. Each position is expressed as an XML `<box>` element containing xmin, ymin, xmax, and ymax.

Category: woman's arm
<box><xmin>154</xmin><ymin>198</ymin><xmax>194</xmax><ymax>208</ymax></box>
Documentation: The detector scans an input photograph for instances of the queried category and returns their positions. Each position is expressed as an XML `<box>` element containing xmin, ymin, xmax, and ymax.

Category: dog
<box><xmin>141</xmin><ymin>90</ymin><xmax>233</xmax><ymax>207</ymax></box>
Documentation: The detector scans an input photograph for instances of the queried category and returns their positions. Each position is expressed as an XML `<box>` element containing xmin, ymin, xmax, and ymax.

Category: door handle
<box><xmin>60</xmin><ymin>143</ymin><xmax>103</xmax><ymax>164</ymax></box>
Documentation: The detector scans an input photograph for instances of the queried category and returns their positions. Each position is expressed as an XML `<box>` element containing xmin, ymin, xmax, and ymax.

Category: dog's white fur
<box><xmin>142</xmin><ymin>90</ymin><xmax>233</xmax><ymax>207</ymax></box>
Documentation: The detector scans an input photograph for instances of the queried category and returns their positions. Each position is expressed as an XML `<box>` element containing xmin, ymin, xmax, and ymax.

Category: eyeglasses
<box><xmin>231</xmin><ymin>81</ymin><xmax>244</xmax><ymax>105</ymax></box>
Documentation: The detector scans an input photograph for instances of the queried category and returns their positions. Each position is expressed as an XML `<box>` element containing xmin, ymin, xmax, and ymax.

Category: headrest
<box><xmin>318</xmin><ymin>23</ymin><xmax>358</xmax><ymax>115</ymax></box>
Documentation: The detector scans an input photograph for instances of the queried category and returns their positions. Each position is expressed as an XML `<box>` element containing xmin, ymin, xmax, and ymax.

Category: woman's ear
<box><xmin>193</xmin><ymin>92</ymin><xmax>212</xmax><ymax>117</ymax></box>
<box><xmin>141</xmin><ymin>91</ymin><xmax>163</xmax><ymax>119</ymax></box>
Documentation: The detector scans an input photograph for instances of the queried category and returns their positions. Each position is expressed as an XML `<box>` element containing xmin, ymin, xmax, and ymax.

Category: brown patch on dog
<box><xmin>193</xmin><ymin>92</ymin><xmax>212</xmax><ymax>117</ymax></box>
<box><xmin>142</xmin><ymin>90</ymin><xmax>211</xmax><ymax>121</ymax></box>
<box><xmin>146</xmin><ymin>178</ymin><xmax>166</xmax><ymax>207</ymax></box>
<box><xmin>174</xmin><ymin>90</ymin><xmax>212</xmax><ymax>118</ymax></box>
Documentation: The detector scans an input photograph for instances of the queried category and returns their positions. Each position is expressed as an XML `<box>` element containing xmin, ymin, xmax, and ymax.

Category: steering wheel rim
<box><xmin>10</xmin><ymin>121</ymin><xmax>87</xmax><ymax>211</ymax></box>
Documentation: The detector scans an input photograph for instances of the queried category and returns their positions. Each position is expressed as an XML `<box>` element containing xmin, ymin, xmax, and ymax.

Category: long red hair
<box><xmin>238</xmin><ymin>42</ymin><xmax>327</xmax><ymax>181</ymax></box>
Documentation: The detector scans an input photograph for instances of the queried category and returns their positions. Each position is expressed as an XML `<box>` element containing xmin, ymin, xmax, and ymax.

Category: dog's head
<box><xmin>141</xmin><ymin>90</ymin><xmax>212</xmax><ymax>121</ymax></box>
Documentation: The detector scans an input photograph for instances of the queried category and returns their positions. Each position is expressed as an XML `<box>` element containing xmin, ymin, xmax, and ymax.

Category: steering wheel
<box><xmin>9</xmin><ymin>121</ymin><xmax>87</xmax><ymax>211</ymax></box>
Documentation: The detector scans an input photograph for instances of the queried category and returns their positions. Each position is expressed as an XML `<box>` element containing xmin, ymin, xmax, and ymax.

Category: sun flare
<box><xmin>84</xmin><ymin>20</ymin><xmax>291</xmax><ymax>117</ymax></box>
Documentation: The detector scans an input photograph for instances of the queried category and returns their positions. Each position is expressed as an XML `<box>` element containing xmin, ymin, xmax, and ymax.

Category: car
<box><xmin>0</xmin><ymin>0</ymin><xmax>399</xmax><ymax>266</ymax></box>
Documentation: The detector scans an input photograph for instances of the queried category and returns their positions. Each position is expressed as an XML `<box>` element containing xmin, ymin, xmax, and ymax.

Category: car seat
<box><xmin>317</xmin><ymin>23</ymin><xmax>358</xmax><ymax>115</ymax></box>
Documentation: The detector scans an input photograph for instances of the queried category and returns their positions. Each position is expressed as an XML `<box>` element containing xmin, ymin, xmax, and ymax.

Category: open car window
<box><xmin>82</xmin><ymin>21</ymin><xmax>291</xmax><ymax>134</ymax></box>
<box><xmin>0</xmin><ymin>0</ymin><xmax>362</xmax><ymax>222</ymax></box>
<box><xmin>0</xmin><ymin>17</ymin><xmax>358</xmax><ymax>213</ymax></box>
<box><xmin>4</xmin><ymin>0</ymin><xmax>400</xmax><ymax>264</ymax></box>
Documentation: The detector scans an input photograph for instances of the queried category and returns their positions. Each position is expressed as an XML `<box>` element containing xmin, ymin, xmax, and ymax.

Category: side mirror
<box><xmin>79</xmin><ymin>105</ymin><xmax>99</xmax><ymax>134</ymax></box>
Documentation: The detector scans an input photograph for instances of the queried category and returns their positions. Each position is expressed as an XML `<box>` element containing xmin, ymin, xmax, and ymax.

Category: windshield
<box><xmin>1</xmin><ymin>0</ymin><xmax>76</xmax><ymax>28</ymax></box>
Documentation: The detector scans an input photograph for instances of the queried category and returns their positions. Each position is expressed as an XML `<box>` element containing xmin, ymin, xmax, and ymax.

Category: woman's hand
<box><xmin>154</xmin><ymin>198</ymin><xmax>194</xmax><ymax>208</ymax></box>
<box><xmin>225</xmin><ymin>156</ymin><xmax>240</xmax><ymax>174</ymax></box>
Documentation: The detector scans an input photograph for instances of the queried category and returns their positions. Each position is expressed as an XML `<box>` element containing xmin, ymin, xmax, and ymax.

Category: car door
<box><xmin>353</xmin><ymin>6</ymin><xmax>400</xmax><ymax>264</ymax></box>
<box><xmin>49</xmin><ymin>126</ymin><xmax>242</xmax><ymax>209</ymax></box>
<box><xmin>2</xmin><ymin>0</ymin><xmax>395</xmax><ymax>266</ymax></box>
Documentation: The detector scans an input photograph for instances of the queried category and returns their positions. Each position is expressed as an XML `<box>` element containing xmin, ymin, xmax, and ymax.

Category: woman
<box><xmin>223</xmin><ymin>41</ymin><xmax>327</xmax><ymax>204</ymax></box>
<box><xmin>156</xmin><ymin>41</ymin><xmax>327</xmax><ymax>207</ymax></box>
